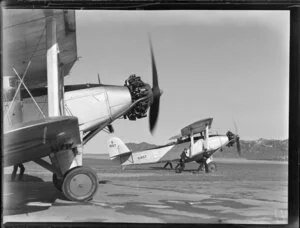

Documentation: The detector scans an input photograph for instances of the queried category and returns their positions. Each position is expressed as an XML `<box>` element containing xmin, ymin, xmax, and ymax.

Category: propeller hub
<box><xmin>226</xmin><ymin>130</ymin><xmax>241</xmax><ymax>156</ymax></box>
<box><xmin>226</xmin><ymin>131</ymin><xmax>235</xmax><ymax>141</ymax></box>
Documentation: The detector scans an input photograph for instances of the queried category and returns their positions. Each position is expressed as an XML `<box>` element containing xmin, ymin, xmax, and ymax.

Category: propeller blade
<box><xmin>232</xmin><ymin>120</ymin><xmax>241</xmax><ymax>156</ymax></box>
<box><xmin>149</xmin><ymin>37</ymin><xmax>159</xmax><ymax>90</ymax></box>
<box><xmin>233</xmin><ymin>120</ymin><xmax>238</xmax><ymax>135</ymax></box>
<box><xmin>97</xmin><ymin>74</ymin><xmax>101</xmax><ymax>84</ymax></box>
<box><xmin>149</xmin><ymin>96</ymin><xmax>160</xmax><ymax>133</ymax></box>
<box><xmin>148</xmin><ymin>36</ymin><xmax>162</xmax><ymax>134</ymax></box>
<box><xmin>236</xmin><ymin>136</ymin><xmax>241</xmax><ymax>156</ymax></box>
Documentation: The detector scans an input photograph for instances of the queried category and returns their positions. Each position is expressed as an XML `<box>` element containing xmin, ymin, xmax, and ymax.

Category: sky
<box><xmin>64</xmin><ymin>10</ymin><xmax>290</xmax><ymax>154</ymax></box>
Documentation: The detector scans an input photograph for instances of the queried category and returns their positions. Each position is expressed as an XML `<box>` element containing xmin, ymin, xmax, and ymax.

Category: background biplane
<box><xmin>108</xmin><ymin>118</ymin><xmax>241</xmax><ymax>173</ymax></box>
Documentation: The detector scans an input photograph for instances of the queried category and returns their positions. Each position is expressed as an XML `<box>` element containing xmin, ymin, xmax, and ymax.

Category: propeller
<box><xmin>233</xmin><ymin>120</ymin><xmax>241</xmax><ymax>156</ymax></box>
<box><xmin>97</xmin><ymin>73</ymin><xmax>101</xmax><ymax>84</ymax></box>
<box><xmin>149</xmin><ymin>37</ymin><xmax>162</xmax><ymax>134</ymax></box>
<box><xmin>236</xmin><ymin>135</ymin><xmax>241</xmax><ymax>156</ymax></box>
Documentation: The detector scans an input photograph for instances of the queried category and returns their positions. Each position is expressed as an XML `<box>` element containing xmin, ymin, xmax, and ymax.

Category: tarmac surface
<box><xmin>3</xmin><ymin>157</ymin><xmax>288</xmax><ymax>224</ymax></box>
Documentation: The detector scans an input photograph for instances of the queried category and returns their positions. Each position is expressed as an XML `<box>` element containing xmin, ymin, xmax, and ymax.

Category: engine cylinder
<box><xmin>124</xmin><ymin>74</ymin><xmax>151</xmax><ymax>120</ymax></box>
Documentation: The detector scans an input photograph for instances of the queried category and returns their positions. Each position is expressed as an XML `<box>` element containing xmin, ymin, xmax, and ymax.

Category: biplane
<box><xmin>3</xmin><ymin>9</ymin><xmax>162</xmax><ymax>201</ymax></box>
<box><xmin>108</xmin><ymin>118</ymin><xmax>241</xmax><ymax>173</ymax></box>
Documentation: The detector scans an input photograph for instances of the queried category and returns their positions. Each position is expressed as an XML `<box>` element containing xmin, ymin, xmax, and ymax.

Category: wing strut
<box><xmin>46</xmin><ymin>14</ymin><xmax>63</xmax><ymax>117</ymax></box>
<box><xmin>190</xmin><ymin>133</ymin><xmax>194</xmax><ymax>157</ymax></box>
<box><xmin>204</xmin><ymin>124</ymin><xmax>209</xmax><ymax>151</ymax></box>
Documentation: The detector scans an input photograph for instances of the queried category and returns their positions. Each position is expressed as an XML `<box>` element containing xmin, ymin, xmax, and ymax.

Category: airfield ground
<box><xmin>3</xmin><ymin>156</ymin><xmax>288</xmax><ymax>224</ymax></box>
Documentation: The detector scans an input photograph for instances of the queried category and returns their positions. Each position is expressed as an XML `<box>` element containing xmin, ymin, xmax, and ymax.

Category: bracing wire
<box><xmin>5</xmin><ymin>24</ymin><xmax>47</xmax><ymax>120</ymax></box>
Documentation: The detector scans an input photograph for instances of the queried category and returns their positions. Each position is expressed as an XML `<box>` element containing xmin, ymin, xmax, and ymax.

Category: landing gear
<box><xmin>60</xmin><ymin>166</ymin><xmax>99</xmax><ymax>202</ymax></box>
<box><xmin>207</xmin><ymin>162</ymin><xmax>217</xmax><ymax>173</ymax></box>
<box><xmin>52</xmin><ymin>173</ymin><xmax>63</xmax><ymax>191</ymax></box>
<box><xmin>194</xmin><ymin>160</ymin><xmax>217</xmax><ymax>173</ymax></box>
<box><xmin>35</xmin><ymin>151</ymin><xmax>99</xmax><ymax>202</ymax></box>
<box><xmin>62</xmin><ymin>166</ymin><xmax>99</xmax><ymax>202</ymax></box>
<box><xmin>52</xmin><ymin>167</ymin><xmax>99</xmax><ymax>201</ymax></box>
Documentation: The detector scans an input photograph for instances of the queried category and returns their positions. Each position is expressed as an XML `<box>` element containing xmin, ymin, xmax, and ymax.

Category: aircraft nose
<box><xmin>105</xmin><ymin>86</ymin><xmax>132</xmax><ymax>117</ymax></box>
<box><xmin>226</xmin><ymin>131</ymin><xmax>235</xmax><ymax>141</ymax></box>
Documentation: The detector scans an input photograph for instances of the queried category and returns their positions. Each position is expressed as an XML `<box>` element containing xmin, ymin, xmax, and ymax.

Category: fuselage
<box><xmin>64</xmin><ymin>85</ymin><xmax>132</xmax><ymax>132</ymax></box>
<box><xmin>120</xmin><ymin>135</ymin><xmax>229</xmax><ymax>166</ymax></box>
<box><xmin>15</xmin><ymin>74</ymin><xmax>153</xmax><ymax>134</ymax></box>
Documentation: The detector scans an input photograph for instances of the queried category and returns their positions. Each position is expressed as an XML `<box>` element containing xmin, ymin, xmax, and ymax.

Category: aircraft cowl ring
<box><xmin>124</xmin><ymin>74</ymin><xmax>152</xmax><ymax>120</ymax></box>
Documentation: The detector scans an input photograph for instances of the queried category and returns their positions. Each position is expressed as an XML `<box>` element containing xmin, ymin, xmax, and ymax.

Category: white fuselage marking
<box><xmin>122</xmin><ymin>145</ymin><xmax>175</xmax><ymax>165</ymax></box>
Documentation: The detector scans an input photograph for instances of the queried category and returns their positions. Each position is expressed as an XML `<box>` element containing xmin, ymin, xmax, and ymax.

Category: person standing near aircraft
<box><xmin>11</xmin><ymin>163</ymin><xmax>25</xmax><ymax>181</ymax></box>
<box><xmin>180</xmin><ymin>148</ymin><xmax>188</xmax><ymax>165</ymax></box>
<box><xmin>174</xmin><ymin>148</ymin><xmax>188</xmax><ymax>173</ymax></box>
<box><xmin>197</xmin><ymin>152</ymin><xmax>210</xmax><ymax>173</ymax></box>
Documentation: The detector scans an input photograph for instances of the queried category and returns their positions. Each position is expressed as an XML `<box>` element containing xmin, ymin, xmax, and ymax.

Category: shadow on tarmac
<box><xmin>149</xmin><ymin>167</ymin><xmax>174</xmax><ymax>170</ymax></box>
<box><xmin>128</xmin><ymin>166</ymin><xmax>206</xmax><ymax>173</ymax></box>
<box><xmin>3</xmin><ymin>174</ymin><xmax>63</xmax><ymax>216</ymax></box>
<box><xmin>3</xmin><ymin>173</ymin><xmax>45</xmax><ymax>182</ymax></box>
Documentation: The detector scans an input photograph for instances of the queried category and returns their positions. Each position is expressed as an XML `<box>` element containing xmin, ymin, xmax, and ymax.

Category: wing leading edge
<box><xmin>181</xmin><ymin>118</ymin><xmax>213</xmax><ymax>136</ymax></box>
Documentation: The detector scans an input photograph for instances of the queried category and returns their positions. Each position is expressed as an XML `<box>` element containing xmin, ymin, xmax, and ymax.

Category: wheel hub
<box><xmin>69</xmin><ymin>174</ymin><xmax>93</xmax><ymax>197</ymax></box>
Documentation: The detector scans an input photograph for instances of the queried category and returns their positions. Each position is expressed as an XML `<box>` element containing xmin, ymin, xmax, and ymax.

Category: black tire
<box><xmin>207</xmin><ymin>162</ymin><xmax>217</xmax><ymax>173</ymax></box>
<box><xmin>62</xmin><ymin>166</ymin><xmax>99</xmax><ymax>202</ymax></box>
<box><xmin>52</xmin><ymin>174</ymin><xmax>63</xmax><ymax>192</ymax></box>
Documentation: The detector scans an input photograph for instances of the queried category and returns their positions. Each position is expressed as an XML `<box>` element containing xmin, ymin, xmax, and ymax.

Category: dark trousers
<box><xmin>11</xmin><ymin>164</ymin><xmax>25</xmax><ymax>181</ymax></box>
<box><xmin>197</xmin><ymin>159</ymin><xmax>209</xmax><ymax>173</ymax></box>
<box><xmin>163</xmin><ymin>162</ymin><xmax>173</xmax><ymax>169</ymax></box>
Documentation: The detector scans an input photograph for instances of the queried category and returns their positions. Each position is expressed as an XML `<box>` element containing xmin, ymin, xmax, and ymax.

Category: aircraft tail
<box><xmin>107</xmin><ymin>137</ymin><xmax>131</xmax><ymax>162</ymax></box>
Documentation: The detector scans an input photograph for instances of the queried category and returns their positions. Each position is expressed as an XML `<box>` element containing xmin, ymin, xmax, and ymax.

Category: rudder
<box><xmin>107</xmin><ymin>137</ymin><xmax>130</xmax><ymax>159</ymax></box>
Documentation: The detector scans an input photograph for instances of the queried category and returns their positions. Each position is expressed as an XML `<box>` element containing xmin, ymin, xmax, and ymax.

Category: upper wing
<box><xmin>181</xmin><ymin>118</ymin><xmax>213</xmax><ymax>137</ymax></box>
<box><xmin>3</xmin><ymin>9</ymin><xmax>77</xmax><ymax>88</ymax></box>
<box><xmin>3</xmin><ymin>116</ymin><xmax>81</xmax><ymax>167</ymax></box>
<box><xmin>169</xmin><ymin>118</ymin><xmax>213</xmax><ymax>140</ymax></box>
<box><xmin>169</xmin><ymin>134</ymin><xmax>182</xmax><ymax>141</ymax></box>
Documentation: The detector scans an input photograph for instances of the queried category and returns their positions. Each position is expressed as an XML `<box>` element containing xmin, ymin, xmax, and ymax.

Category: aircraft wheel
<box><xmin>207</xmin><ymin>162</ymin><xmax>217</xmax><ymax>173</ymax></box>
<box><xmin>52</xmin><ymin>174</ymin><xmax>63</xmax><ymax>191</ymax></box>
<box><xmin>62</xmin><ymin>166</ymin><xmax>99</xmax><ymax>202</ymax></box>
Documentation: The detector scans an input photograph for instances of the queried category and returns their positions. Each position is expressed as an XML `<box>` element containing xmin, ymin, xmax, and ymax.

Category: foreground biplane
<box><xmin>3</xmin><ymin>9</ymin><xmax>162</xmax><ymax>201</ymax></box>
<box><xmin>108</xmin><ymin>118</ymin><xmax>241</xmax><ymax>173</ymax></box>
